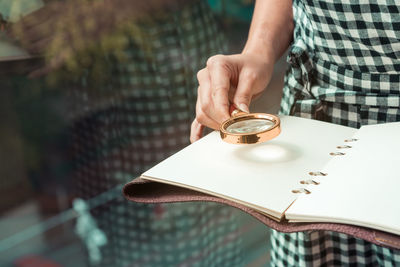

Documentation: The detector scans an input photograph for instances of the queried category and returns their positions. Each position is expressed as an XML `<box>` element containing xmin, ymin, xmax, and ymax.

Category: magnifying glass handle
<box><xmin>229</xmin><ymin>104</ymin><xmax>247</xmax><ymax>117</ymax></box>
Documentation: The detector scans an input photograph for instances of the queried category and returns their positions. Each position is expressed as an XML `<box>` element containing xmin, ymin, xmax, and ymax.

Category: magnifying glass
<box><xmin>220</xmin><ymin>106</ymin><xmax>281</xmax><ymax>144</ymax></box>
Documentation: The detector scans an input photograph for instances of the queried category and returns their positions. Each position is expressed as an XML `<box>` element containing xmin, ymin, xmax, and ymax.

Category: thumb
<box><xmin>233</xmin><ymin>71</ymin><xmax>256</xmax><ymax>113</ymax></box>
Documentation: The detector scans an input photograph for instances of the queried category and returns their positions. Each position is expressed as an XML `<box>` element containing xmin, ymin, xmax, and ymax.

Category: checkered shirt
<box><xmin>276</xmin><ymin>0</ymin><xmax>400</xmax><ymax>266</ymax></box>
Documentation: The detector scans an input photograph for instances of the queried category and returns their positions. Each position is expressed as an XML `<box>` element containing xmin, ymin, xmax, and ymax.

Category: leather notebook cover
<box><xmin>123</xmin><ymin>178</ymin><xmax>400</xmax><ymax>250</ymax></box>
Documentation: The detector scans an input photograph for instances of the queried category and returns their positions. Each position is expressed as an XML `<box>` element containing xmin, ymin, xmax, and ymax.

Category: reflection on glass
<box><xmin>226</xmin><ymin>119</ymin><xmax>274</xmax><ymax>134</ymax></box>
<box><xmin>0</xmin><ymin>0</ymin><xmax>272</xmax><ymax>266</ymax></box>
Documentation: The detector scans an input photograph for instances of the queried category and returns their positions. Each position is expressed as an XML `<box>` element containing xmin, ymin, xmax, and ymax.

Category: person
<box><xmin>191</xmin><ymin>0</ymin><xmax>400</xmax><ymax>265</ymax></box>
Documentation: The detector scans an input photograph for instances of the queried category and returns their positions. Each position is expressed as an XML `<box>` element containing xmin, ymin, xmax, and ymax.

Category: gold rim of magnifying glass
<box><xmin>220</xmin><ymin>112</ymin><xmax>281</xmax><ymax>144</ymax></box>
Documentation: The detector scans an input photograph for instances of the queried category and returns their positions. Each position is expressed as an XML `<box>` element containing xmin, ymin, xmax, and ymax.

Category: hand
<box><xmin>8</xmin><ymin>0</ymin><xmax>120</xmax><ymax>77</ymax></box>
<box><xmin>8</xmin><ymin>0</ymin><xmax>196</xmax><ymax>77</ymax></box>
<box><xmin>190</xmin><ymin>53</ymin><xmax>274</xmax><ymax>142</ymax></box>
<box><xmin>7</xmin><ymin>0</ymin><xmax>169</xmax><ymax>77</ymax></box>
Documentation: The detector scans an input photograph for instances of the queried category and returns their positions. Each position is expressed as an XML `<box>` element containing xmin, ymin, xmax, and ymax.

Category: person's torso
<box><xmin>282</xmin><ymin>0</ymin><xmax>400</xmax><ymax>127</ymax></box>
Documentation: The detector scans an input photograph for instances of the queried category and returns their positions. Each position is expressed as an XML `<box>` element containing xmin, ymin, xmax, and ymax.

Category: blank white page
<box><xmin>142</xmin><ymin>116</ymin><xmax>356</xmax><ymax>219</ymax></box>
<box><xmin>286</xmin><ymin>122</ymin><xmax>400</xmax><ymax>235</ymax></box>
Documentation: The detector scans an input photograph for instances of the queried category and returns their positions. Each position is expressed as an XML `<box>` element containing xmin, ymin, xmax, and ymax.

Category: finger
<box><xmin>11</xmin><ymin>18</ymin><xmax>54</xmax><ymax>48</ymax></box>
<box><xmin>18</xmin><ymin>3</ymin><xmax>58</xmax><ymax>31</ymax></box>
<box><xmin>28</xmin><ymin>65</ymin><xmax>54</xmax><ymax>78</ymax></box>
<box><xmin>196</xmin><ymin>69</ymin><xmax>223</xmax><ymax>127</ymax></box>
<box><xmin>197</xmin><ymin>68</ymin><xmax>212</xmax><ymax>117</ymax></box>
<box><xmin>232</xmin><ymin>69</ymin><xmax>256</xmax><ymax>113</ymax></box>
<box><xmin>28</xmin><ymin>49</ymin><xmax>71</xmax><ymax>78</ymax></box>
<box><xmin>27</xmin><ymin>35</ymin><xmax>54</xmax><ymax>54</ymax></box>
<box><xmin>190</xmin><ymin>119</ymin><xmax>204</xmax><ymax>143</ymax></box>
<box><xmin>206</xmin><ymin>55</ymin><xmax>231</xmax><ymax>122</ymax></box>
<box><xmin>228</xmin><ymin>84</ymin><xmax>237</xmax><ymax>103</ymax></box>
<box><xmin>12</xmin><ymin>5</ymin><xmax>55</xmax><ymax>38</ymax></box>
<box><xmin>195</xmin><ymin>98</ymin><xmax>220</xmax><ymax>130</ymax></box>
<box><xmin>22</xmin><ymin>18</ymin><xmax>55</xmax><ymax>44</ymax></box>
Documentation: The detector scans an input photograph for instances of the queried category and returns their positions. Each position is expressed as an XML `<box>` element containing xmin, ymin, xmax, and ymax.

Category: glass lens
<box><xmin>226</xmin><ymin>118</ymin><xmax>274</xmax><ymax>134</ymax></box>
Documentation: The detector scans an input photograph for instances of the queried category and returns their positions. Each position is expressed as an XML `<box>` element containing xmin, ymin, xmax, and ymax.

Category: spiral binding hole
<box><xmin>300</xmin><ymin>179</ymin><xmax>320</xmax><ymax>185</ymax></box>
<box><xmin>344</xmin><ymin>138</ymin><xmax>358</xmax><ymax>142</ymax></box>
<box><xmin>292</xmin><ymin>188</ymin><xmax>311</xmax><ymax>194</ymax></box>
<box><xmin>330</xmin><ymin>152</ymin><xmax>346</xmax><ymax>156</ymax></box>
<box><xmin>337</xmin><ymin>145</ymin><xmax>352</xmax><ymax>149</ymax></box>
<box><xmin>309</xmin><ymin>171</ymin><xmax>327</xmax><ymax>176</ymax></box>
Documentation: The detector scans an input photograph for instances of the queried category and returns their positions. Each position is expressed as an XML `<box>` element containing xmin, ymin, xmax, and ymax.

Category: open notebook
<box><xmin>124</xmin><ymin>116</ymin><xmax>400</xmax><ymax>248</ymax></box>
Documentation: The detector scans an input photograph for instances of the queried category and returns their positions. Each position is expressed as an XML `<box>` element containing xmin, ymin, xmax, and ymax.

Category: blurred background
<box><xmin>0</xmin><ymin>0</ymin><xmax>286</xmax><ymax>266</ymax></box>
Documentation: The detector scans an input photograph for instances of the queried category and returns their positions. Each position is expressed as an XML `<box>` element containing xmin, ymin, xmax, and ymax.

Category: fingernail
<box><xmin>238</xmin><ymin>103</ymin><xmax>250</xmax><ymax>113</ymax></box>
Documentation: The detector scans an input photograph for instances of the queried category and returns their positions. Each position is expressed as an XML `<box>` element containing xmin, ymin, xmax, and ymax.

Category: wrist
<box><xmin>242</xmin><ymin>37</ymin><xmax>277</xmax><ymax>64</ymax></box>
<box><xmin>241</xmin><ymin>47</ymin><xmax>275</xmax><ymax>66</ymax></box>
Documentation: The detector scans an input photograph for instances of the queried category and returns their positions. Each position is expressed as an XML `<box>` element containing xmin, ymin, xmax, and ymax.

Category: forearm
<box><xmin>243</xmin><ymin>0</ymin><xmax>294</xmax><ymax>63</ymax></box>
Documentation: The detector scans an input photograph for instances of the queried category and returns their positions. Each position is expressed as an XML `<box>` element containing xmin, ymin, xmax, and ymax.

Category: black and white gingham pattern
<box><xmin>70</xmin><ymin>2</ymin><xmax>244</xmax><ymax>266</ymax></box>
<box><xmin>281</xmin><ymin>0</ymin><xmax>400</xmax><ymax>128</ymax></box>
<box><xmin>271</xmin><ymin>230</ymin><xmax>400</xmax><ymax>266</ymax></box>
<box><xmin>277</xmin><ymin>0</ymin><xmax>400</xmax><ymax>265</ymax></box>
<box><xmin>308</xmin><ymin>1</ymin><xmax>400</xmax><ymax>74</ymax></box>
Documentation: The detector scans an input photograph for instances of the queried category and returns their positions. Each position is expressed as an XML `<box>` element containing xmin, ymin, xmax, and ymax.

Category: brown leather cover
<box><xmin>123</xmin><ymin>178</ymin><xmax>400</xmax><ymax>250</ymax></box>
